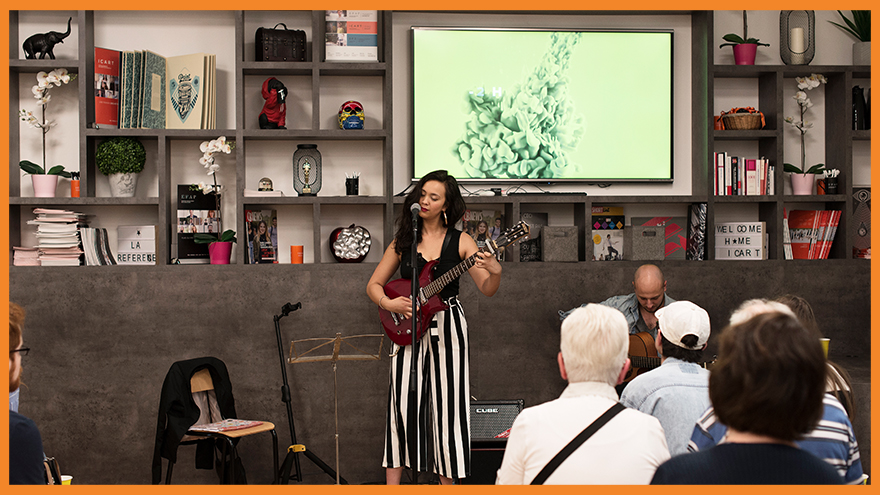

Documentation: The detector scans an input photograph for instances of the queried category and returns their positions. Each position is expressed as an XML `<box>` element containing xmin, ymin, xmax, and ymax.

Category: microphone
<box><xmin>410</xmin><ymin>202</ymin><xmax>421</xmax><ymax>221</ymax></box>
<box><xmin>280</xmin><ymin>302</ymin><xmax>302</xmax><ymax>317</ymax></box>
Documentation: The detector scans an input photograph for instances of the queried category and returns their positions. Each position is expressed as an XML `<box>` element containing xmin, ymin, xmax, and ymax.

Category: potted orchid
<box><xmin>719</xmin><ymin>11</ymin><xmax>770</xmax><ymax>65</ymax></box>
<box><xmin>19</xmin><ymin>69</ymin><xmax>76</xmax><ymax>197</ymax></box>
<box><xmin>784</xmin><ymin>74</ymin><xmax>827</xmax><ymax>195</ymax></box>
<box><xmin>192</xmin><ymin>136</ymin><xmax>237</xmax><ymax>263</ymax></box>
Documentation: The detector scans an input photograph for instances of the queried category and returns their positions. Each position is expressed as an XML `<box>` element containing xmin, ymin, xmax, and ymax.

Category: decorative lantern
<box><xmin>292</xmin><ymin>144</ymin><xmax>322</xmax><ymax>196</ymax></box>
<box><xmin>780</xmin><ymin>10</ymin><xmax>815</xmax><ymax>65</ymax></box>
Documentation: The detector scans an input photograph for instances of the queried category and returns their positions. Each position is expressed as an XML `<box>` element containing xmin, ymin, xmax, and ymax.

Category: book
<box><xmin>592</xmin><ymin>229</ymin><xmax>624</xmax><ymax>261</ymax></box>
<box><xmin>120</xmin><ymin>51</ymin><xmax>134</xmax><ymax>128</ymax></box>
<box><xmin>243</xmin><ymin>189</ymin><xmax>285</xmax><ymax>197</ymax></box>
<box><xmin>591</xmin><ymin>206</ymin><xmax>625</xmax><ymax>231</ymax></box>
<box><xmin>117</xmin><ymin>225</ymin><xmax>156</xmax><ymax>265</ymax></box>
<box><xmin>140</xmin><ymin>50</ymin><xmax>166</xmax><ymax>129</ymax></box>
<box><xmin>783</xmin><ymin>209</ymin><xmax>793</xmax><ymax>260</ymax></box>
<box><xmin>457</xmin><ymin>209</ymin><xmax>505</xmax><ymax>253</ymax></box>
<box><xmin>519</xmin><ymin>211</ymin><xmax>547</xmax><ymax>262</ymax></box>
<box><xmin>176</xmin><ymin>185</ymin><xmax>217</xmax><ymax>263</ymax></box>
<box><xmin>131</xmin><ymin>50</ymin><xmax>144</xmax><ymax>128</ymax></box>
<box><xmin>715</xmin><ymin>221</ymin><xmax>768</xmax><ymax>260</ymax></box>
<box><xmin>188</xmin><ymin>419</ymin><xmax>263</xmax><ymax>433</ymax></box>
<box><xmin>166</xmin><ymin>53</ymin><xmax>213</xmax><ymax>129</ymax></box>
<box><xmin>787</xmin><ymin>210</ymin><xmax>821</xmax><ymax>260</ymax></box>
<box><xmin>325</xmin><ymin>10</ymin><xmax>379</xmax><ymax>62</ymax></box>
<box><xmin>94</xmin><ymin>47</ymin><xmax>120</xmax><ymax>128</ymax></box>
<box><xmin>686</xmin><ymin>203</ymin><xmax>707</xmax><ymax>261</ymax></box>
<box><xmin>631</xmin><ymin>216</ymin><xmax>687</xmax><ymax>260</ymax></box>
<box><xmin>244</xmin><ymin>209</ymin><xmax>278</xmax><ymax>264</ymax></box>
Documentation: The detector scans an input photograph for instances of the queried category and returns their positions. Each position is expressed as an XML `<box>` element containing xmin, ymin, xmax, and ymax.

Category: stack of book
<box><xmin>95</xmin><ymin>47</ymin><xmax>216</xmax><ymax>129</ymax></box>
<box><xmin>26</xmin><ymin>208</ymin><xmax>86</xmax><ymax>266</ymax></box>
<box><xmin>12</xmin><ymin>247</ymin><xmax>40</xmax><ymax>267</ymax></box>
<box><xmin>787</xmin><ymin>210</ymin><xmax>841</xmax><ymax>260</ymax></box>
<box><xmin>713</xmin><ymin>152</ymin><xmax>775</xmax><ymax>196</ymax></box>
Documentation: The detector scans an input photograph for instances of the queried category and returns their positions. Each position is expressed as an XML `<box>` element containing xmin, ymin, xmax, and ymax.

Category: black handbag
<box><xmin>255</xmin><ymin>23</ymin><xmax>306</xmax><ymax>62</ymax></box>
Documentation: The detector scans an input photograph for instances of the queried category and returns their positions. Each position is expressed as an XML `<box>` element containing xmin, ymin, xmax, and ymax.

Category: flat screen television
<box><xmin>412</xmin><ymin>27</ymin><xmax>674</xmax><ymax>183</ymax></box>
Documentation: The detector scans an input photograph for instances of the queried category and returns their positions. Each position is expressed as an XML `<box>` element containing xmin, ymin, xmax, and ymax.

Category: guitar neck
<box><xmin>422</xmin><ymin>251</ymin><xmax>480</xmax><ymax>300</ymax></box>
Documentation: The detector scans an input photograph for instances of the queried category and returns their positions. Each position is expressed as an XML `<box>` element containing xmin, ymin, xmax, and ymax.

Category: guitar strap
<box><xmin>529</xmin><ymin>402</ymin><xmax>626</xmax><ymax>485</ymax></box>
<box><xmin>441</xmin><ymin>227</ymin><xmax>453</xmax><ymax>256</ymax></box>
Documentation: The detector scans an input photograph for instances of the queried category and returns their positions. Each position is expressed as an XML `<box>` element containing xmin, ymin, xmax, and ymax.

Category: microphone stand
<box><xmin>408</xmin><ymin>204</ymin><xmax>420</xmax><ymax>485</ymax></box>
<box><xmin>274</xmin><ymin>302</ymin><xmax>347</xmax><ymax>484</ymax></box>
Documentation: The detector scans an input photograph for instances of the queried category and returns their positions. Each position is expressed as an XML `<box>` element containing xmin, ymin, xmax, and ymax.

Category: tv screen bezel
<box><xmin>410</xmin><ymin>26</ymin><xmax>675</xmax><ymax>185</ymax></box>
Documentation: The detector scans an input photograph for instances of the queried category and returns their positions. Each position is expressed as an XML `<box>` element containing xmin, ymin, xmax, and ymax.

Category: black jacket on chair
<box><xmin>151</xmin><ymin>357</ymin><xmax>237</xmax><ymax>484</ymax></box>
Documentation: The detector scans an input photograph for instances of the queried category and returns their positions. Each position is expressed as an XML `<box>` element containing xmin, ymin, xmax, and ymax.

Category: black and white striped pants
<box><xmin>383</xmin><ymin>300</ymin><xmax>471</xmax><ymax>479</ymax></box>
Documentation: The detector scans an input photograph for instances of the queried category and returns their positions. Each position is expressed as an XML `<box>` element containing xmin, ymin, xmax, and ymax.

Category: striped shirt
<box><xmin>687</xmin><ymin>393</ymin><xmax>865</xmax><ymax>484</ymax></box>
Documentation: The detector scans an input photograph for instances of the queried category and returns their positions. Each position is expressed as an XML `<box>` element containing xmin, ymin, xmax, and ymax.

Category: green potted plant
<box><xmin>783</xmin><ymin>74</ymin><xmax>827</xmax><ymax>195</ymax></box>
<box><xmin>95</xmin><ymin>136</ymin><xmax>146</xmax><ymax>197</ymax></box>
<box><xmin>830</xmin><ymin>10</ymin><xmax>870</xmax><ymax>65</ymax></box>
<box><xmin>719</xmin><ymin>11</ymin><xmax>770</xmax><ymax>65</ymax></box>
<box><xmin>19</xmin><ymin>69</ymin><xmax>76</xmax><ymax>197</ymax></box>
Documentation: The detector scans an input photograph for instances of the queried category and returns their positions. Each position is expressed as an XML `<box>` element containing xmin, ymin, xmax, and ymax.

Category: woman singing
<box><xmin>366</xmin><ymin>170</ymin><xmax>502</xmax><ymax>484</ymax></box>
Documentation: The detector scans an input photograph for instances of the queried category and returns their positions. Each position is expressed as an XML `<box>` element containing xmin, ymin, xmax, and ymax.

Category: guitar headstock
<box><xmin>487</xmin><ymin>220</ymin><xmax>531</xmax><ymax>254</ymax></box>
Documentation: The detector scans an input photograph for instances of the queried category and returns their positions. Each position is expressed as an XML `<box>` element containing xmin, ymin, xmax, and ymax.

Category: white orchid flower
<box><xmin>36</xmin><ymin>71</ymin><xmax>50</xmax><ymax>88</ymax></box>
<box><xmin>54</xmin><ymin>68</ymin><xmax>70</xmax><ymax>84</ymax></box>
<box><xmin>207</xmin><ymin>164</ymin><xmax>221</xmax><ymax>175</ymax></box>
<box><xmin>36</xmin><ymin>95</ymin><xmax>51</xmax><ymax>106</ymax></box>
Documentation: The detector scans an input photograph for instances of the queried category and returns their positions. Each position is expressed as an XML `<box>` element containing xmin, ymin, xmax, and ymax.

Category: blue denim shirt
<box><xmin>559</xmin><ymin>293</ymin><xmax>676</xmax><ymax>338</ymax></box>
<box><xmin>619</xmin><ymin>357</ymin><xmax>710</xmax><ymax>456</ymax></box>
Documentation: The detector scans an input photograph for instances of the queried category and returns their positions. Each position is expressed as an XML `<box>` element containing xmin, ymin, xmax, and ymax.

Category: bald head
<box><xmin>633</xmin><ymin>264</ymin><xmax>666</xmax><ymax>314</ymax></box>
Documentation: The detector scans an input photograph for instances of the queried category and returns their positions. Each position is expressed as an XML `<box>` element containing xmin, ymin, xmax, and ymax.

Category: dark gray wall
<box><xmin>9</xmin><ymin>260</ymin><xmax>870</xmax><ymax>484</ymax></box>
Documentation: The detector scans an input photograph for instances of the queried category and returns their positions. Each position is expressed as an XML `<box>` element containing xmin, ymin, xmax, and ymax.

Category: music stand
<box><xmin>289</xmin><ymin>332</ymin><xmax>383</xmax><ymax>485</ymax></box>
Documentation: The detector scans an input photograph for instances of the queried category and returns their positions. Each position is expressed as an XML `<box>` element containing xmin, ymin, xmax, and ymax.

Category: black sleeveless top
<box><xmin>399</xmin><ymin>228</ymin><xmax>462</xmax><ymax>301</ymax></box>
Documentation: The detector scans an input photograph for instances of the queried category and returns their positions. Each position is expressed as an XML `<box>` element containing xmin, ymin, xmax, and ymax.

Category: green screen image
<box><xmin>413</xmin><ymin>28</ymin><xmax>673</xmax><ymax>182</ymax></box>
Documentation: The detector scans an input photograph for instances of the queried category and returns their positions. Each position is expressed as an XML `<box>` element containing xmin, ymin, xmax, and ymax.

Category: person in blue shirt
<box><xmin>9</xmin><ymin>302</ymin><xmax>47</xmax><ymax>485</ymax></box>
<box><xmin>620</xmin><ymin>301</ymin><xmax>711</xmax><ymax>456</ymax></box>
<box><xmin>560</xmin><ymin>264</ymin><xmax>674</xmax><ymax>340</ymax></box>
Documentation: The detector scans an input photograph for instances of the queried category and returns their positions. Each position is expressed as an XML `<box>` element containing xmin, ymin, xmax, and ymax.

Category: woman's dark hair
<box><xmin>394</xmin><ymin>170</ymin><xmax>466</xmax><ymax>256</ymax></box>
<box><xmin>710</xmin><ymin>312</ymin><xmax>826</xmax><ymax>442</ymax></box>
<box><xmin>660</xmin><ymin>333</ymin><xmax>704</xmax><ymax>363</ymax></box>
<box><xmin>774</xmin><ymin>294</ymin><xmax>855</xmax><ymax>418</ymax></box>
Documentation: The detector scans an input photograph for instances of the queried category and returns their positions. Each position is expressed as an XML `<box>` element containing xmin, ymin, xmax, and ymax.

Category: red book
<box><xmin>788</xmin><ymin>210</ymin><xmax>820</xmax><ymax>260</ymax></box>
<box><xmin>95</xmin><ymin>47</ymin><xmax>120</xmax><ymax>128</ymax></box>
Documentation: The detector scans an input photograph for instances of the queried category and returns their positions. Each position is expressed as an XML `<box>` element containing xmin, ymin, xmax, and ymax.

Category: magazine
<box><xmin>188</xmin><ymin>419</ymin><xmax>263</xmax><ymax>433</ymax></box>
<box><xmin>244</xmin><ymin>209</ymin><xmax>278</xmax><ymax>264</ymax></box>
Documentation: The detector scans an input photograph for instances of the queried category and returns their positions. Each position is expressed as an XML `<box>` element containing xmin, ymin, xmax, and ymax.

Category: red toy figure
<box><xmin>259</xmin><ymin>77</ymin><xmax>287</xmax><ymax>129</ymax></box>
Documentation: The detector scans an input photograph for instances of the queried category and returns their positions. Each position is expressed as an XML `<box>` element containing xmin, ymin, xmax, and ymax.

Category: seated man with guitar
<box><xmin>559</xmin><ymin>264</ymin><xmax>674</xmax><ymax>340</ymax></box>
<box><xmin>619</xmin><ymin>301</ymin><xmax>712</xmax><ymax>456</ymax></box>
<box><xmin>367</xmin><ymin>170</ymin><xmax>526</xmax><ymax>485</ymax></box>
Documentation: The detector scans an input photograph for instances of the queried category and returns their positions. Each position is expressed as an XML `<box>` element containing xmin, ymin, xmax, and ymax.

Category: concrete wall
<box><xmin>9</xmin><ymin>260</ymin><xmax>870</xmax><ymax>484</ymax></box>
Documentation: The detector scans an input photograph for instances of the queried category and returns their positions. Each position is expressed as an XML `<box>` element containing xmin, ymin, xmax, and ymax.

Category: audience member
<box><xmin>9</xmin><ymin>302</ymin><xmax>47</xmax><ymax>485</ymax></box>
<box><xmin>653</xmin><ymin>310</ymin><xmax>844</xmax><ymax>484</ymax></box>
<box><xmin>620</xmin><ymin>300</ymin><xmax>711</xmax><ymax>455</ymax></box>
<box><xmin>688</xmin><ymin>298</ymin><xmax>865</xmax><ymax>484</ymax></box>
<box><xmin>497</xmin><ymin>304</ymin><xmax>670</xmax><ymax>484</ymax></box>
<box><xmin>560</xmin><ymin>264</ymin><xmax>675</xmax><ymax>339</ymax></box>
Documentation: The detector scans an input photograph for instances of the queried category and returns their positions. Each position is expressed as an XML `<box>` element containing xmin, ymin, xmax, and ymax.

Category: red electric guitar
<box><xmin>379</xmin><ymin>221</ymin><xmax>530</xmax><ymax>346</ymax></box>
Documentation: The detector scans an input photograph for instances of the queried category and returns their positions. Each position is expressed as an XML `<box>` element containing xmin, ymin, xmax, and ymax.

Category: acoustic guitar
<box><xmin>379</xmin><ymin>221</ymin><xmax>530</xmax><ymax>346</ymax></box>
<box><xmin>624</xmin><ymin>331</ymin><xmax>715</xmax><ymax>382</ymax></box>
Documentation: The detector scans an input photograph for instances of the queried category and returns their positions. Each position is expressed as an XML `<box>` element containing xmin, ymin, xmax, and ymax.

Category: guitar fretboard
<box><xmin>421</xmin><ymin>251</ymin><xmax>480</xmax><ymax>302</ymax></box>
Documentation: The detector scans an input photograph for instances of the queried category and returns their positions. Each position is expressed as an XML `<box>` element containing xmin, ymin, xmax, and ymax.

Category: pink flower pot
<box><xmin>31</xmin><ymin>174</ymin><xmax>58</xmax><ymax>197</ymax></box>
<box><xmin>790</xmin><ymin>174</ymin><xmax>815</xmax><ymax>195</ymax></box>
<box><xmin>208</xmin><ymin>241</ymin><xmax>233</xmax><ymax>264</ymax></box>
<box><xmin>733</xmin><ymin>43</ymin><xmax>758</xmax><ymax>65</ymax></box>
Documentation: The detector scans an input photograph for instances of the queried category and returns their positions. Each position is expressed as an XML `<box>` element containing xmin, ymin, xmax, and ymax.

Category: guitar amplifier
<box><xmin>470</xmin><ymin>399</ymin><xmax>524</xmax><ymax>443</ymax></box>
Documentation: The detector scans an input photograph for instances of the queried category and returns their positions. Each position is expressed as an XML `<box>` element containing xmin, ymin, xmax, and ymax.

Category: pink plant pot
<box><xmin>31</xmin><ymin>174</ymin><xmax>58</xmax><ymax>197</ymax></box>
<box><xmin>790</xmin><ymin>174</ymin><xmax>815</xmax><ymax>195</ymax></box>
<box><xmin>733</xmin><ymin>43</ymin><xmax>758</xmax><ymax>65</ymax></box>
<box><xmin>208</xmin><ymin>241</ymin><xmax>233</xmax><ymax>264</ymax></box>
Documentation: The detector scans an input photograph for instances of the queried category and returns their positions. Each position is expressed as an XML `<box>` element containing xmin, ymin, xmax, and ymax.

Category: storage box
<box><xmin>541</xmin><ymin>226</ymin><xmax>578</xmax><ymax>262</ymax></box>
<box><xmin>629</xmin><ymin>225</ymin><xmax>665</xmax><ymax>260</ymax></box>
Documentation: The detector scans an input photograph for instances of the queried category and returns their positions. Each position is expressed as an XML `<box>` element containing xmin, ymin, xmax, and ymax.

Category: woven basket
<box><xmin>722</xmin><ymin>113</ymin><xmax>764</xmax><ymax>130</ymax></box>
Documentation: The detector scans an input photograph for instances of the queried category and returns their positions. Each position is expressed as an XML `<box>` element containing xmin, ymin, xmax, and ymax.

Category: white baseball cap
<box><xmin>655</xmin><ymin>300</ymin><xmax>710</xmax><ymax>350</ymax></box>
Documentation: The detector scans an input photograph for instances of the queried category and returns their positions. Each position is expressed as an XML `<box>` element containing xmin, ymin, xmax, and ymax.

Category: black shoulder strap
<box><xmin>441</xmin><ymin>227</ymin><xmax>454</xmax><ymax>256</ymax></box>
<box><xmin>530</xmin><ymin>402</ymin><xmax>626</xmax><ymax>485</ymax></box>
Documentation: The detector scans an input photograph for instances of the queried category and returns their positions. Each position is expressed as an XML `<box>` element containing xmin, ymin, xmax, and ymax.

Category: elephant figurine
<box><xmin>23</xmin><ymin>17</ymin><xmax>72</xmax><ymax>60</ymax></box>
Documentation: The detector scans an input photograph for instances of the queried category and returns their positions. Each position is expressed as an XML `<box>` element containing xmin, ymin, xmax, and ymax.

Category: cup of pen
<box><xmin>345</xmin><ymin>177</ymin><xmax>359</xmax><ymax>196</ymax></box>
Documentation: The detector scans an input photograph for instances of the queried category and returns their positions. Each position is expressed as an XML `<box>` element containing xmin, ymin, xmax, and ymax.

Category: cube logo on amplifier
<box><xmin>470</xmin><ymin>399</ymin><xmax>523</xmax><ymax>442</ymax></box>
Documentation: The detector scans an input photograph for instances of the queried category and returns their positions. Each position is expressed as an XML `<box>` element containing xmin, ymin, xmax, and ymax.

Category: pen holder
<box><xmin>825</xmin><ymin>177</ymin><xmax>838</xmax><ymax>195</ymax></box>
<box><xmin>345</xmin><ymin>177</ymin><xmax>359</xmax><ymax>196</ymax></box>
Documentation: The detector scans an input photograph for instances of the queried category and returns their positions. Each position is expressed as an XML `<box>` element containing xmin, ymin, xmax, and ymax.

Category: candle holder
<box><xmin>780</xmin><ymin>10</ymin><xmax>815</xmax><ymax>65</ymax></box>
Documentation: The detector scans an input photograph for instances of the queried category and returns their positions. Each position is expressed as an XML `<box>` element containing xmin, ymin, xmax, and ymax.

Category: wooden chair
<box><xmin>164</xmin><ymin>367</ymin><xmax>279</xmax><ymax>484</ymax></box>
